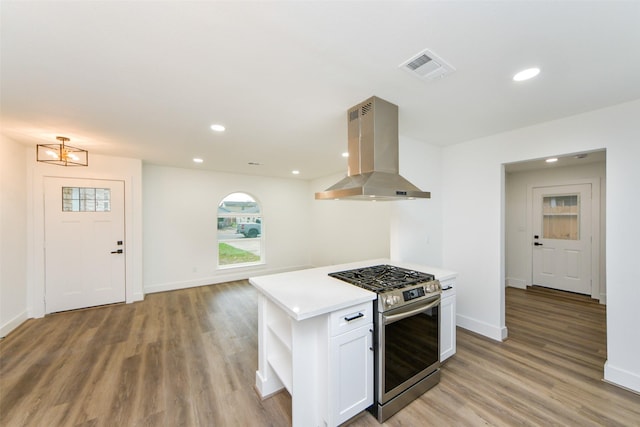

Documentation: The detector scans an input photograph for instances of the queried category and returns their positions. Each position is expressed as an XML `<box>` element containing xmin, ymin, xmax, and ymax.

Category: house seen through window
<box><xmin>217</xmin><ymin>192</ymin><xmax>263</xmax><ymax>267</ymax></box>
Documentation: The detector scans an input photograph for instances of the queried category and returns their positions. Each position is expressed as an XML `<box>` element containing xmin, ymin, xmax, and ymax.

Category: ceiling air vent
<box><xmin>400</xmin><ymin>48</ymin><xmax>455</xmax><ymax>81</ymax></box>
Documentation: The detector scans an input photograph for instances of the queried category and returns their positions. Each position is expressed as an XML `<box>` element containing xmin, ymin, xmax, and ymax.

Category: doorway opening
<box><xmin>503</xmin><ymin>149</ymin><xmax>606</xmax><ymax>365</ymax></box>
<box><xmin>504</xmin><ymin>149</ymin><xmax>606</xmax><ymax>302</ymax></box>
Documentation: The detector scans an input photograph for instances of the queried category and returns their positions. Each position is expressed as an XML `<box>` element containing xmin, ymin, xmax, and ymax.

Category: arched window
<box><xmin>217</xmin><ymin>192</ymin><xmax>263</xmax><ymax>268</ymax></box>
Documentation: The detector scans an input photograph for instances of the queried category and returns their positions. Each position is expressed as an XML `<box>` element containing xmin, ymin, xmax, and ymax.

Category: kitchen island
<box><xmin>250</xmin><ymin>259</ymin><xmax>457</xmax><ymax>427</ymax></box>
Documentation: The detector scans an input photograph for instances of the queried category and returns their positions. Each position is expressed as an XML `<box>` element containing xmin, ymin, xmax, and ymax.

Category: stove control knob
<box><xmin>385</xmin><ymin>296</ymin><xmax>400</xmax><ymax>307</ymax></box>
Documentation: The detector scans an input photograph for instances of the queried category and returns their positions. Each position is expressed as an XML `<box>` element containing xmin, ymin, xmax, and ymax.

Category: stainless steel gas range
<box><xmin>329</xmin><ymin>264</ymin><xmax>442</xmax><ymax>423</ymax></box>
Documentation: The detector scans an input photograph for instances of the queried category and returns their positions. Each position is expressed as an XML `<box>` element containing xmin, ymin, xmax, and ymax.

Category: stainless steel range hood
<box><xmin>315</xmin><ymin>96</ymin><xmax>431</xmax><ymax>201</ymax></box>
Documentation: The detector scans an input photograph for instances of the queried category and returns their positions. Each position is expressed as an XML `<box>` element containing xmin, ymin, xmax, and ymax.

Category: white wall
<box><xmin>309</xmin><ymin>173</ymin><xmax>391</xmax><ymax>267</ymax></box>
<box><xmin>142</xmin><ymin>162</ymin><xmax>394</xmax><ymax>289</ymax></box>
<box><xmin>0</xmin><ymin>136</ymin><xmax>28</xmax><ymax>337</ymax></box>
<box><xmin>442</xmin><ymin>99</ymin><xmax>640</xmax><ymax>393</ymax></box>
<box><xmin>27</xmin><ymin>152</ymin><xmax>143</xmax><ymax>318</ymax></box>
<box><xmin>505</xmin><ymin>161</ymin><xmax>606</xmax><ymax>301</ymax></box>
<box><xmin>143</xmin><ymin>165</ymin><xmax>313</xmax><ymax>292</ymax></box>
<box><xmin>308</xmin><ymin>136</ymin><xmax>442</xmax><ymax>269</ymax></box>
<box><xmin>390</xmin><ymin>136</ymin><xmax>443</xmax><ymax>267</ymax></box>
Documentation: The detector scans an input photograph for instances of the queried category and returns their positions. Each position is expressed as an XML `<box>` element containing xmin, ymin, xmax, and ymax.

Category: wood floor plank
<box><xmin>138</xmin><ymin>340</ymin><xmax>163</xmax><ymax>420</ymax></box>
<box><xmin>61</xmin><ymin>343</ymin><xmax>119</xmax><ymax>426</ymax></box>
<box><xmin>78</xmin><ymin>342</ymin><xmax>128</xmax><ymax>426</ymax></box>
<box><xmin>2</xmin><ymin>282</ymin><xmax>639</xmax><ymax>427</ymax></box>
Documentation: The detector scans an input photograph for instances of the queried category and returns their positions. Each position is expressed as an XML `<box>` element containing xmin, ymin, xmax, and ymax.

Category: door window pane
<box><xmin>62</xmin><ymin>187</ymin><xmax>111</xmax><ymax>212</ymax></box>
<box><xmin>542</xmin><ymin>195</ymin><xmax>579</xmax><ymax>240</ymax></box>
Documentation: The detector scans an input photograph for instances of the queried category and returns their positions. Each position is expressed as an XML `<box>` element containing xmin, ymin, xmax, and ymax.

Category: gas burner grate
<box><xmin>329</xmin><ymin>264</ymin><xmax>435</xmax><ymax>292</ymax></box>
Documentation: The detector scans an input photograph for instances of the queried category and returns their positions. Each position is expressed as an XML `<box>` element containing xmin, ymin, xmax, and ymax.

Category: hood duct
<box><xmin>315</xmin><ymin>96</ymin><xmax>431</xmax><ymax>201</ymax></box>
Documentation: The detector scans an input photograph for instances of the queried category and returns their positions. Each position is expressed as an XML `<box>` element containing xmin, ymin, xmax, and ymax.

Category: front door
<box><xmin>44</xmin><ymin>177</ymin><xmax>126</xmax><ymax>313</ymax></box>
<box><xmin>532</xmin><ymin>184</ymin><xmax>592</xmax><ymax>295</ymax></box>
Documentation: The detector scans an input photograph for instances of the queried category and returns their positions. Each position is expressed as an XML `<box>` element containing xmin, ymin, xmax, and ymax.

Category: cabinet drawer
<box><xmin>440</xmin><ymin>278</ymin><xmax>455</xmax><ymax>292</ymax></box>
<box><xmin>330</xmin><ymin>302</ymin><xmax>373</xmax><ymax>336</ymax></box>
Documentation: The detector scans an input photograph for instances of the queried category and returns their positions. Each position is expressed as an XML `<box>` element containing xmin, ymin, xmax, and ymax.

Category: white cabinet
<box><xmin>255</xmin><ymin>295</ymin><xmax>373</xmax><ymax>427</ymax></box>
<box><xmin>327</xmin><ymin>304</ymin><xmax>373</xmax><ymax>426</ymax></box>
<box><xmin>440</xmin><ymin>284</ymin><xmax>456</xmax><ymax>361</ymax></box>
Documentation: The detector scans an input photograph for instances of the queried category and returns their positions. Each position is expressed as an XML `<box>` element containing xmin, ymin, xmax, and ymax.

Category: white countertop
<box><xmin>249</xmin><ymin>258</ymin><xmax>457</xmax><ymax>321</ymax></box>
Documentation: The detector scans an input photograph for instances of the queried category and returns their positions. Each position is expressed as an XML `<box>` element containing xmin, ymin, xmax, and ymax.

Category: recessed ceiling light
<box><xmin>513</xmin><ymin>67</ymin><xmax>540</xmax><ymax>82</ymax></box>
<box><xmin>342</xmin><ymin>152</ymin><xmax>349</xmax><ymax>158</ymax></box>
<box><xmin>193</xmin><ymin>158</ymin><xmax>204</xmax><ymax>163</ymax></box>
<box><xmin>545</xmin><ymin>157</ymin><xmax>558</xmax><ymax>163</ymax></box>
<box><xmin>210</xmin><ymin>124</ymin><xmax>226</xmax><ymax>132</ymax></box>
<box><xmin>292</xmin><ymin>170</ymin><xmax>300</xmax><ymax>175</ymax></box>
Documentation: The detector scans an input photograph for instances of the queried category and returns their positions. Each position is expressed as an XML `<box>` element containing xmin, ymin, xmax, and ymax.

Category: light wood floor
<box><xmin>1</xmin><ymin>282</ymin><xmax>639</xmax><ymax>426</ymax></box>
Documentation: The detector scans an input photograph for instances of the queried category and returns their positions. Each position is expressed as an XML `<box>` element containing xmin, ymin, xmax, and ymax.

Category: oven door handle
<box><xmin>382</xmin><ymin>298</ymin><xmax>440</xmax><ymax>325</ymax></box>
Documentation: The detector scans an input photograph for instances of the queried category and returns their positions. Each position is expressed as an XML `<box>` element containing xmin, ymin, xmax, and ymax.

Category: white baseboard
<box><xmin>145</xmin><ymin>264</ymin><xmax>313</xmax><ymax>294</ymax></box>
<box><xmin>0</xmin><ymin>311</ymin><xmax>29</xmax><ymax>338</ymax></box>
<box><xmin>506</xmin><ymin>277</ymin><xmax>527</xmax><ymax>289</ymax></box>
<box><xmin>255</xmin><ymin>368</ymin><xmax>285</xmax><ymax>399</ymax></box>
<box><xmin>604</xmin><ymin>361</ymin><xmax>640</xmax><ymax>394</ymax></box>
<box><xmin>457</xmin><ymin>313</ymin><xmax>508</xmax><ymax>342</ymax></box>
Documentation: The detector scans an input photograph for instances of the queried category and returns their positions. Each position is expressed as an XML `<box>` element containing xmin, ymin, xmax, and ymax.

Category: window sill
<box><xmin>217</xmin><ymin>261</ymin><xmax>266</xmax><ymax>271</ymax></box>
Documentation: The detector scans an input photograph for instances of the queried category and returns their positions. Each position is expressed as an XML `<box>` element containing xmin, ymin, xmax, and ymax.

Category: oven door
<box><xmin>378</xmin><ymin>295</ymin><xmax>440</xmax><ymax>404</ymax></box>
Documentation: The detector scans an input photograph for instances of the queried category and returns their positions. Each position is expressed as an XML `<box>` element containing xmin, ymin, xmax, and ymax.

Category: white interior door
<box><xmin>44</xmin><ymin>177</ymin><xmax>126</xmax><ymax>313</ymax></box>
<box><xmin>532</xmin><ymin>184</ymin><xmax>592</xmax><ymax>294</ymax></box>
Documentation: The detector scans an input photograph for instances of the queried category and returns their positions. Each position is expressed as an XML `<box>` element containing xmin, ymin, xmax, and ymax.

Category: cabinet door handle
<box><xmin>344</xmin><ymin>312</ymin><xmax>364</xmax><ymax>322</ymax></box>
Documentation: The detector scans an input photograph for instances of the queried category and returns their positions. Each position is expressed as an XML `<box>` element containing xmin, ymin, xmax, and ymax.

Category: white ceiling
<box><xmin>2</xmin><ymin>1</ymin><xmax>639</xmax><ymax>180</ymax></box>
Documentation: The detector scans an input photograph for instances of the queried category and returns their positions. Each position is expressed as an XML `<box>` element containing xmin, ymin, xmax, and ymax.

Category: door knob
<box><xmin>534</xmin><ymin>242</ymin><xmax>543</xmax><ymax>246</ymax></box>
<box><xmin>111</xmin><ymin>249</ymin><xmax>123</xmax><ymax>254</ymax></box>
